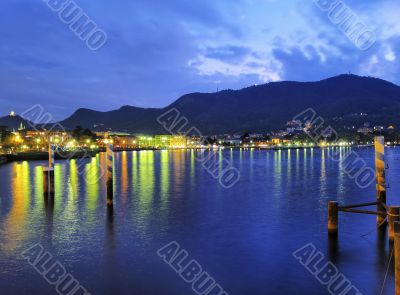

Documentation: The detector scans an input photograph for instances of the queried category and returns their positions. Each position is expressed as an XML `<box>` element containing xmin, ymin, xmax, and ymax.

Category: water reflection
<box><xmin>106</xmin><ymin>205</ymin><xmax>115</xmax><ymax>252</ymax></box>
<box><xmin>2</xmin><ymin>162</ymin><xmax>31</xmax><ymax>253</ymax></box>
<box><xmin>51</xmin><ymin>164</ymin><xmax>63</xmax><ymax>215</ymax></box>
<box><xmin>173</xmin><ymin>150</ymin><xmax>185</xmax><ymax>193</ymax></box>
<box><xmin>132</xmin><ymin>151</ymin><xmax>139</xmax><ymax>197</ymax></box>
<box><xmin>69</xmin><ymin>159</ymin><xmax>79</xmax><ymax>199</ymax></box>
<box><xmin>121</xmin><ymin>151</ymin><xmax>128</xmax><ymax>199</ymax></box>
<box><xmin>139</xmin><ymin>151</ymin><xmax>155</xmax><ymax>205</ymax></box>
<box><xmin>44</xmin><ymin>189</ymin><xmax>54</xmax><ymax>247</ymax></box>
<box><xmin>86</xmin><ymin>157</ymin><xmax>100</xmax><ymax>214</ymax></box>
<box><xmin>190</xmin><ymin>150</ymin><xmax>195</xmax><ymax>187</ymax></box>
<box><xmin>160</xmin><ymin>150</ymin><xmax>169</xmax><ymax>200</ymax></box>
<box><xmin>273</xmin><ymin>151</ymin><xmax>282</xmax><ymax>200</ymax></box>
<box><xmin>0</xmin><ymin>149</ymin><xmax>398</xmax><ymax>294</ymax></box>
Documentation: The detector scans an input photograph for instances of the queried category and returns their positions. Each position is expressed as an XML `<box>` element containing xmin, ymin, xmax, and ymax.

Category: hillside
<box><xmin>0</xmin><ymin>115</ymin><xmax>31</xmax><ymax>131</ymax></box>
<box><xmin>56</xmin><ymin>74</ymin><xmax>400</xmax><ymax>134</ymax></box>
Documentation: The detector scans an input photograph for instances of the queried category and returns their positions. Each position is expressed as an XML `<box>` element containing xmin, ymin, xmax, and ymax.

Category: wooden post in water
<box><xmin>106</xmin><ymin>144</ymin><xmax>114</xmax><ymax>207</ymax></box>
<box><xmin>374</xmin><ymin>136</ymin><xmax>387</xmax><ymax>226</ymax></box>
<box><xmin>328</xmin><ymin>201</ymin><xmax>338</xmax><ymax>235</ymax></box>
<box><xmin>43</xmin><ymin>144</ymin><xmax>55</xmax><ymax>196</ymax></box>
<box><xmin>394</xmin><ymin>222</ymin><xmax>400</xmax><ymax>294</ymax></box>
<box><xmin>389</xmin><ymin>207</ymin><xmax>400</xmax><ymax>242</ymax></box>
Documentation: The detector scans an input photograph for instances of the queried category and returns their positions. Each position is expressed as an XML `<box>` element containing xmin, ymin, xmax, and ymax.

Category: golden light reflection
<box><xmin>59</xmin><ymin>160</ymin><xmax>79</xmax><ymax>235</ymax></box>
<box><xmin>86</xmin><ymin>157</ymin><xmax>99</xmax><ymax>213</ymax></box>
<box><xmin>132</xmin><ymin>151</ymin><xmax>139</xmax><ymax>196</ymax></box>
<box><xmin>33</xmin><ymin>166</ymin><xmax>44</xmax><ymax>211</ymax></box>
<box><xmin>320</xmin><ymin>149</ymin><xmax>327</xmax><ymax>191</ymax></box>
<box><xmin>160</xmin><ymin>150</ymin><xmax>170</xmax><ymax>200</ymax></box>
<box><xmin>121</xmin><ymin>151</ymin><xmax>128</xmax><ymax>199</ymax></box>
<box><xmin>54</xmin><ymin>164</ymin><xmax>63</xmax><ymax>212</ymax></box>
<box><xmin>139</xmin><ymin>151</ymin><xmax>155</xmax><ymax>206</ymax></box>
<box><xmin>173</xmin><ymin>150</ymin><xmax>185</xmax><ymax>192</ymax></box>
<box><xmin>68</xmin><ymin>159</ymin><xmax>79</xmax><ymax>199</ymax></box>
<box><xmin>310</xmin><ymin>148</ymin><xmax>314</xmax><ymax>178</ymax></box>
<box><xmin>190</xmin><ymin>149</ymin><xmax>195</xmax><ymax>186</ymax></box>
<box><xmin>287</xmin><ymin>149</ymin><xmax>291</xmax><ymax>183</ymax></box>
<box><xmin>2</xmin><ymin>162</ymin><xmax>31</xmax><ymax>253</ymax></box>
<box><xmin>273</xmin><ymin>150</ymin><xmax>282</xmax><ymax>197</ymax></box>
<box><xmin>336</xmin><ymin>147</ymin><xmax>346</xmax><ymax>195</ymax></box>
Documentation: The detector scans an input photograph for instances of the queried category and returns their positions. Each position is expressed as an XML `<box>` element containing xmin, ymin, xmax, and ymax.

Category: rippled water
<box><xmin>1</xmin><ymin>148</ymin><xmax>399</xmax><ymax>294</ymax></box>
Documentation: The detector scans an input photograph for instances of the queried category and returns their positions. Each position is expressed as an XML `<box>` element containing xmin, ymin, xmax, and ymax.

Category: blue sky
<box><xmin>0</xmin><ymin>0</ymin><xmax>399</xmax><ymax>119</ymax></box>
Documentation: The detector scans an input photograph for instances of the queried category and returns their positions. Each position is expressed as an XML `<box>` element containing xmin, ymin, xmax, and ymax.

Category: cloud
<box><xmin>188</xmin><ymin>53</ymin><xmax>283</xmax><ymax>82</ymax></box>
<box><xmin>0</xmin><ymin>0</ymin><xmax>399</xmax><ymax>119</ymax></box>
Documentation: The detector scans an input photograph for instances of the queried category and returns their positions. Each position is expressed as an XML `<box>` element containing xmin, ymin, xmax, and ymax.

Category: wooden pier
<box><xmin>328</xmin><ymin>136</ymin><xmax>400</xmax><ymax>293</ymax></box>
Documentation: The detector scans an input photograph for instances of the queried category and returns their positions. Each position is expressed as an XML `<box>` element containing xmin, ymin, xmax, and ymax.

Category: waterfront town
<box><xmin>1</xmin><ymin>111</ymin><xmax>399</xmax><ymax>156</ymax></box>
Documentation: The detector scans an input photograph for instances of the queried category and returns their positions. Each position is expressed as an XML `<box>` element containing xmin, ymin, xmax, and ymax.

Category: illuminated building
<box><xmin>171</xmin><ymin>135</ymin><xmax>187</xmax><ymax>149</ymax></box>
<box><xmin>155</xmin><ymin>135</ymin><xmax>172</xmax><ymax>149</ymax></box>
<box><xmin>271</xmin><ymin>137</ymin><xmax>281</xmax><ymax>145</ymax></box>
<box><xmin>187</xmin><ymin>136</ymin><xmax>202</xmax><ymax>148</ymax></box>
<box><xmin>154</xmin><ymin>135</ymin><xmax>187</xmax><ymax>149</ymax></box>
<box><xmin>111</xmin><ymin>135</ymin><xmax>137</xmax><ymax>149</ymax></box>
<box><xmin>138</xmin><ymin>136</ymin><xmax>155</xmax><ymax>148</ymax></box>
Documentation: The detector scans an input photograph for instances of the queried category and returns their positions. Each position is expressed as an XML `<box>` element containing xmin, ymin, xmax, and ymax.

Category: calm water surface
<box><xmin>1</xmin><ymin>148</ymin><xmax>400</xmax><ymax>295</ymax></box>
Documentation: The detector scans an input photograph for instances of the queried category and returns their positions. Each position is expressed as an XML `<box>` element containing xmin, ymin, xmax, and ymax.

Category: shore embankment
<box><xmin>0</xmin><ymin>150</ymin><xmax>98</xmax><ymax>166</ymax></box>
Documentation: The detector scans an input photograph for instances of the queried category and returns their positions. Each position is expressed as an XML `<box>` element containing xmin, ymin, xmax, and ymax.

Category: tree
<box><xmin>72</xmin><ymin>126</ymin><xmax>97</xmax><ymax>142</ymax></box>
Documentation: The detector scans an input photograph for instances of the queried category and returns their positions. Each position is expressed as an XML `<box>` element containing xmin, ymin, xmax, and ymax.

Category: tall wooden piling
<box><xmin>374</xmin><ymin>136</ymin><xmax>387</xmax><ymax>225</ymax></box>
<box><xmin>106</xmin><ymin>144</ymin><xmax>114</xmax><ymax>207</ymax></box>
<box><xmin>328</xmin><ymin>201</ymin><xmax>338</xmax><ymax>235</ymax></box>
<box><xmin>389</xmin><ymin>207</ymin><xmax>400</xmax><ymax>242</ymax></box>
<box><xmin>43</xmin><ymin>144</ymin><xmax>55</xmax><ymax>196</ymax></box>
<box><xmin>43</xmin><ymin>167</ymin><xmax>55</xmax><ymax>196</ymax></box>
<box><xmin>394</xmin><ymin>222</ymin><xmax>400</xmax><ymax>294</ymax></box>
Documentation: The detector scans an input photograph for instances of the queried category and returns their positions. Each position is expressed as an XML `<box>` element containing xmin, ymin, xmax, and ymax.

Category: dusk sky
<box><xmin>0</xmin><ymin>0</ymin><xmax>399</xmax><ymax>120</ymax></box>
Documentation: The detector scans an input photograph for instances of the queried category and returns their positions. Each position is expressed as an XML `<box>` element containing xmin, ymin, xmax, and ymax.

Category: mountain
<box><xmin>59</xmin><ymin>74</ymin><xmax>400</xmax><ymax>134</ymax></box>
<box><xmin>0</xmin><ymin>114</ymin><xmax>31</xmax><ymax>131</ymax></box>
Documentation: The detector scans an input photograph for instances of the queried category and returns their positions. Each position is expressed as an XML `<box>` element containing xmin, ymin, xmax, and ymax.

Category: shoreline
<box><xmin>0</xmin><ymin>150</ymin><xmax>98</xmax><ymax>165</ymax></box>
<box><xmin>0</xmin><ymin>144</ymin><xmax>383</xmax><ymax>166</ymax></box>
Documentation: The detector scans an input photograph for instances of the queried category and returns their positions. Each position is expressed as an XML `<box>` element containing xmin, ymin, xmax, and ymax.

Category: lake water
<box><xmin>1</xmin><ymin>148</ymin><xmax>399</xmax><ymax>295</ymax></box>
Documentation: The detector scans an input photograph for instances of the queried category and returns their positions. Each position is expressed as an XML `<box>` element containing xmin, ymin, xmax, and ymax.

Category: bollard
<box><xmin>374</xmin><ymin>136</ymin><xmax>387</xmax><ymax>225</ymax></box>
<box><xmin>328</xmin><ymin>201</ymin><xmax>338</xmax><ymax>235</ymax></box>
<box><xmin>106</xmin><ymin>144</ymin><xmax>114</xmax><ymax>207</ymax></box>
<box><xmin>389</xmin><ymin>207</ymin><xmax>400</xmax><ymax>242</ymax></box>
<box><xmin>394</xmin><ymin>222</ymin><xmax>400</xmax><ymax>294</ymax></box>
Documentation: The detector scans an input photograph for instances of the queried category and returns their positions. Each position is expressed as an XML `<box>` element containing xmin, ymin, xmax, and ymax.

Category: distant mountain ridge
<box><xmin>2</xmin><ymin>74</ymin><xmax>400</xmax><ymax>134</ymax></box>
<box><xmin>0</xmin><ymin>114</ymin><xmax>31</xmax><ymax>131</ymax></box>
